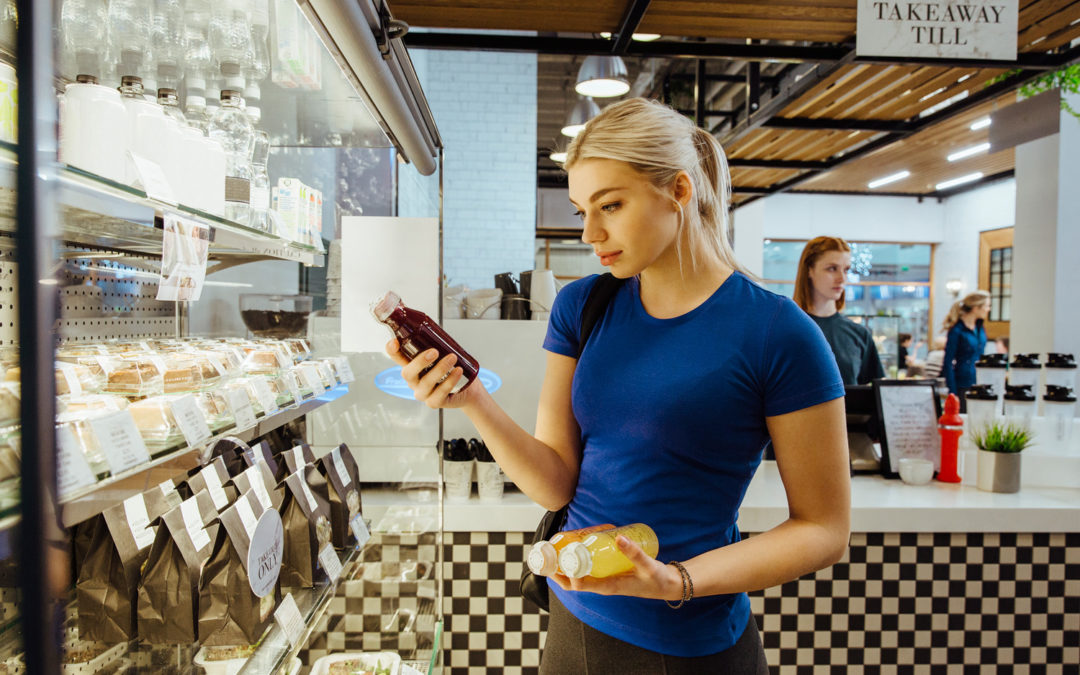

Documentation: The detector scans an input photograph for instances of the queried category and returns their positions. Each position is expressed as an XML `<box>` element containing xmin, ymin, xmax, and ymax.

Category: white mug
<box><xmin>529</xmin><ymin>269</ymin><xmax>558</xmax><ymax>318</ymax></box>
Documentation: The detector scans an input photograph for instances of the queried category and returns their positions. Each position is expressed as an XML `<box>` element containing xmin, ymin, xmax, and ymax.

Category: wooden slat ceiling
<box><xmin>392</xmin><ymin>0</ymin><xmax>1080</xmax><ymax>203</ymax></box>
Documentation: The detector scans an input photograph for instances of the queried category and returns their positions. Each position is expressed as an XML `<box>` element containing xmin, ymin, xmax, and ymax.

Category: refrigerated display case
<box><xmin>5</xmin><ymin>0</ymin><xmax>443</xmax><ymax>672</ymax></box>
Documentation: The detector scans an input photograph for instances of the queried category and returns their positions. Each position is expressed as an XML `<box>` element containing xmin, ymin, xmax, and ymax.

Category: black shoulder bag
<box><xmin>519</xmin><ymin>273</ymin><xmax>625</xmax><ymax>612</ymax></box>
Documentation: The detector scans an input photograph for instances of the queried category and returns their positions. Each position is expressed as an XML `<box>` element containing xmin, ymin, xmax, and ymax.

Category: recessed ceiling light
<box><xmin>947</xmin><ymin>142</ymin><xmax>991</xmax><ymax>162</ymax></box>
<box><xmin>549</xmin><ymin>151</ymin><xmax>568</xmax><ymax>163</ymax></box>
<box><xmin>970</xmin><ymin>117</ymin><xmax>991</xmax><ymax>130</ymax></box>
<box><xmin>868</xmin><ymin>170</ymin><xmax>910</xmax><ymax>189</ymax></box>
<box><xmin>599</xmin><ymin>32</ymin><xmax>661</xmax><ymax>41</ymax></box>
<box><xmin>936</xmin><ymin>172</ymin><xmax>983</xmax><ymax>191</ymax></box>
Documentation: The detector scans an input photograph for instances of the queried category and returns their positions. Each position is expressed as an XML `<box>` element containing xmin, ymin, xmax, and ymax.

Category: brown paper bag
<box><xmin>249</xmin><ymin>439</ymin><xmax>279</xmax><ymax>477</ymax></box>
<box><xmin>184</xmin><ymin>456</ymin><xmax>237</xmax><ymax>513</ymax></box>
<box><xmin>76</xmin><ymin>487</ymin><xmax>181</xmax><ymax>642</ymax></box>
<box><xmin>278</xmin><ymin>442</ymin><xmax>317</xmax><ymax>479</ymax></box>
<box><xmin>136</xmin><ymin>491</ymin><xmax>219</xmax><ymax>643</ymax></box>
<box><xmin>278</xmin><ymin>469</ymin><xmax>331</xmax><ymax>588</ymax></box>
<box><xmin>229</xmin><ymin>460</ymin><xmax>283</xmax><ymax>511</ymax></box>
<box><xmin>199</xmin><ymin>490</ymin><xmax>280</xmax><ymax>646</ymax></box>
<box><xmin>317</xmin><ymin>445</ymin><xmax>363</xmax><ymax>549</ymax></box>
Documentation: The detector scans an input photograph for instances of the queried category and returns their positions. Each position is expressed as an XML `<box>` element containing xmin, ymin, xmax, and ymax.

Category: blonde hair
<box><xmin>793</xmin><ymin>236</ymin><xmax>852</xmax><ymax>313</ymax></box>
<box><xmin>942</xmin><ymin>290</ymin><xmax>990</xmax><ymax>332</ymax></box>
<box><xmin>564</xmin><ymin>98</ymin><xmax>747</xmax><ymax>277</ymax></box>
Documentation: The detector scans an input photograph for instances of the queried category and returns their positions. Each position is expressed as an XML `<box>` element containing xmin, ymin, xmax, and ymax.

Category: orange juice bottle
<box><xmin>527</xmin><ymin>524</ymin><xmax>614</xmax><ymax>576</ymax></box>
<box><xmin>558</xmin><ymin>523</ymin><xmax>659</xmax><ymax>579</ymax></box>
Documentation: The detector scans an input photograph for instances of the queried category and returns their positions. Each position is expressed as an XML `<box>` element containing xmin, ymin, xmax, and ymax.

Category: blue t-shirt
<box><xmin>943</xmin><ymin>319</ymin><xmax>987</xmax><ymax>396</ymax></box>
<box><xmin>543</xmin><ymin>271</ymin><xmax>844</xmax><ymax>657</ymax></box>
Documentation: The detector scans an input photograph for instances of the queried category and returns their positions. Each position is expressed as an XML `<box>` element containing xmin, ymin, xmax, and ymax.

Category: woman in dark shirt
<box><xmin>794</xmin><ymin>237</ymin><xmax>885</xmax><ymax>385</ymax></box>
<box><xmin>941</xmin><ymin>291</ymin><xmax>991</xmax><ymax>397</ymax></box>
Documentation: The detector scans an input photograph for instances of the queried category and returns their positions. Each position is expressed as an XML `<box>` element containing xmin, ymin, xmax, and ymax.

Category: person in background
<box><xmin>922</xmin><ymin>335</ymin><xmax>948</xmax><ymax>379</ymax></box>
<box><xmin>793</xmin><ymin>236</ymin><xmax>885</xmax><ymax>385</ymax></box>
<box><xmin>387</xmin><ymin>98</ymin><xmax>850</xmax><ymax>674</ymax></box>
<box><xmin>898</xmin><ymin>333</ymin><xmax>912</xmax><ymax>372</ymax></box>
<box><xmin>941</xmin><ymin>290</ymin><xmax>991</xmax><ymax>397</ymax></box>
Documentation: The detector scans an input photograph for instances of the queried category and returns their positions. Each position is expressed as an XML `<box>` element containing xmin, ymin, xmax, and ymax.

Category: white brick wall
<box><xmin>398</xmin><ymin>49</ymin><xmax>538</xmax><ymax>290</ymax></box>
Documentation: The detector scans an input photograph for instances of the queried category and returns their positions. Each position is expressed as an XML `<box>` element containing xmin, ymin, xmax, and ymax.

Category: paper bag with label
<box><xmin>199</xmin><ymin>490</ymin><xmax>280</xmax><ymax>646</ymax></box>
<box><xmin>317</xmin><ymin>446</ymin><xmax>362</xmax><ymax>549</ymax></box>
<box><xmin>278</xmin><ymin>469</ymin><xmax>332</xmax><ymax>588</ymax></box>
<box><xmin>136</xmin><ymin>491</ymin><xmax>219</xmax><ymax>643</ymax></box>
<box><xmin>275</xmin><ymin>442</ymin><xmax>317</xmax><ymax>482</ymax></box>
<box><xmin>76</xmin><ymin>487</ymin><xmax>181</xmax><ymax>642</ymax></box>
<box><xmin>247</xmin><ymin>439</ymin><xmax>279</xmax><ymax>476</ymax></box>
<box><xmin>230</xmin><ymin>461</ymin><xmax>282</xmax><ymax>511</ymax></box>
<box><xmin>183</xmin><ymin>456</ymin><xmax>237</xmax><ymax>513</ymax></box>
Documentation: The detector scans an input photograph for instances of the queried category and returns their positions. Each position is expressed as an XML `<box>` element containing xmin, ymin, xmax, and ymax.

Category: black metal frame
<box><xmin>15</xmin><ymin>0</ymin><xmax>63</xmax><ymax>673</ymax></box>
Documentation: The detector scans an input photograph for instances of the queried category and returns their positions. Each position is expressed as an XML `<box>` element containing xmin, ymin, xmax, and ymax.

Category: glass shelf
<box><xmin>0</xmin><ymin>143</ymin><xmax>325</xmax><ymax>267</ymax></box>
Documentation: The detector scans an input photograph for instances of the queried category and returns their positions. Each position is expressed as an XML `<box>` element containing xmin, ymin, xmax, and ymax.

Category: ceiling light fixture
<box><xmin>867</xmin><ymin>170</ymin><xmax>910</xmax><ymax>189</ymax></box>
<box><xmin>599</xmin><ymin>32</ymin><xmax>661</xmax><ymax>41</ymax></box>
<box><xmin>970</xmin><ymin>117</ymin><xmax>991</xmax><ymax>130</ymax></box>
<box><xmin>947</xmin><ymin>142</ymin><xmax>991</xmax><ymax>162</ymax></box>
<box><xmin>936</xmin><ymin>172</ymin><xmax>983</xmax><ymax>191</ymax></box>
<box><xmin>575</xmin><ymin>55</ymin><xmax>630</xmax><ymax>97</ymax></box>
<box><xmin>549</xmin><ymin>151</ymin><xmax>568</xmax><ymax>163</ymax></box>
<box><xmin>561</xmin><ymin>97</ymin><xmax>601</xmax><ymax>138</ymax></box>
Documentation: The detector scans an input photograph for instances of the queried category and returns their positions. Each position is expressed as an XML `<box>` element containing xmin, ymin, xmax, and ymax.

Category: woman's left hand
<box><xmin>548</xmin><ymin>536</ymin><xmax>683</xmax><ymax>601</ymax></box>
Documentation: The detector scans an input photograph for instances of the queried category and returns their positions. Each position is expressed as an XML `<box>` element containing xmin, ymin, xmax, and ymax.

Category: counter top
<box><xmin>362</xmin><ymin>460</ymin><xmax>1080</xmax><ymax>534</ymax></box>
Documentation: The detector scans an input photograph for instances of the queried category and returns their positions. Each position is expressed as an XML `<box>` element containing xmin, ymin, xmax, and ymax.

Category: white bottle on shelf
<box><xmin>58</xmin><ymin>74</ymin><xmax>129</xmax><ymax>184</ymax></box>
<box><xmin>208</xmin><ymin>90</ymin><xmax>255</xmax><ymax>225</ymax></box>
<box><xmin>118</xmin><ymin>76</ymin><xmax>173</xmax><ymax>192</ymax></box>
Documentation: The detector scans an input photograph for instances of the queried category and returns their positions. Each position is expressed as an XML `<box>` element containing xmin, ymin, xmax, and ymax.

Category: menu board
<box><xmin>873</xmin><ymin>380</ymin><xmax>942</xmax><ymax>477</ymax></box>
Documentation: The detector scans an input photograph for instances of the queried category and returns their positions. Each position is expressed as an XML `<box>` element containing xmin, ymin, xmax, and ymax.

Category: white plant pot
<box><xmin>976</xmin><ymin>449</ymin><xmax>1022</xmax><ymax>493</ymax></box>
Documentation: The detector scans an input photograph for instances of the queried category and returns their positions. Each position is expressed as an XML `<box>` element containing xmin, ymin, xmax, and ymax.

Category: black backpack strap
<box><xmin>577</xmin><ymin>273</ymin><xmax>625</xmax><ymax>358</ymax></box>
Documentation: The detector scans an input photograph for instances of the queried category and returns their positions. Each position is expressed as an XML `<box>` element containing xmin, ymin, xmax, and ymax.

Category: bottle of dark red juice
<box><xmin>372</xmin><ymin>291</ymin><xmax>480</xmax><ymax>393</ymax></box>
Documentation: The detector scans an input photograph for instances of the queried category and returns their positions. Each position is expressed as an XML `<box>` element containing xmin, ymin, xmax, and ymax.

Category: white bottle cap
<box><xmin>558</xmin><ymin>542</ymin><xmax>592</xmax><ymax>579</ymax></box>
<box><xmin>527</xmin><ymin>542</ymin><xmax>558</xmax><ymax>576</ymax></box>
<box><xmin>371</xmin><ymin>291</ymin><xmax>401</xmax><ymax>322</ymax></box>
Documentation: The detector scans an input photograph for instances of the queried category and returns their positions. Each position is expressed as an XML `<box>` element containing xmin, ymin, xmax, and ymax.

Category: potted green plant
<box><xmin>971</xmin><ymin>421</ymin><xmax>1035</xmax><ymax>493</ymax></box>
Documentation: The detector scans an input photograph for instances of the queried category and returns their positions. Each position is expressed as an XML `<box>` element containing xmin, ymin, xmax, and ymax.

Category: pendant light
<box><xmin>575</xmin><ymin>55</ymin><xmax>630</xmax><ymax>98</ymax></box>
<box><xmin>561</xmin><ymin>97</ymin><xmax>601</xmax><ymax>138</ymax></box>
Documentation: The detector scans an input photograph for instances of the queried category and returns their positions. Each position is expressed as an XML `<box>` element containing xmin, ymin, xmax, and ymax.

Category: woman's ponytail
<box><xmin>941</xmin><ymin>290</ymin><xmax>991</xmax><ymax>332</ymax></box>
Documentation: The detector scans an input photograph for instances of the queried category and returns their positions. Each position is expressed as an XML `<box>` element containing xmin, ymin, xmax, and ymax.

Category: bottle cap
<box><xmin>75</xmin><ymin>74</ymin><xmax>99</xmax><ymax>85</ymax></box>
<box><xmin>558</xmin><ymin>542</ymin><xmax>591</xmax><ymax>579</ymax></box>
<box><xmin>527</xmin><ymin>542</ymin><xmax>558</xmax><ymax>576</ymax></box>
<box><xmin>157</xmin><ymin>88</ymin><xmax>179</xmax><ymax>105</ymax></box>
<box><xmin>1046</xmin><ymin>353</ymin><xmax>1077</xmax><ymax>369</ymax></box>
<box><xmin>1044</xmin><ymin>385</ymin><xmax>1077</xmax><ymax>403</ymax></box>
<box><xmin>120</xmin><ymin>75</ymin><xmax>143</xmax><ymax>89</ymax></box>
<box><xmin>975</xmin><ymin>354</ymin><xmax>1007</xmax><ymax>368</ymax></box>
<box><xmin>371</xmin><ymin>291</ymin><xmax>401</xmax><ymax>322</ymax></box>
<box><xmin>1004</xmin><ymin>384</ymin><xmax>1035</xmax><ymax>402</ymax></box>
<box><xmin>964</xmin><ymin>384</ymin><xmax>998</xmax><ymax>401</ymax></box>
<box><xmin>938</xmin><ymin>393</ymin><xmax>963</xmax><ymax>426</ymax></box>
<box><xmin>1009</xmin><ymin>353</ymin><xmax>1041</xmax><ymax>369</ymax></box>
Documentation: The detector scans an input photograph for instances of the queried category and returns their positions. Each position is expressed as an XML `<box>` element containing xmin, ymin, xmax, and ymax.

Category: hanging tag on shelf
<box><xmin>157</xmin><ymin>213</ymin><xmax>210</xmax><ymax>302</ymax></box>
<box><xmin>57</xmin><ymin>425</ymin><xmax>97</xmax><ymax>499</ymax></box>
<box><xmin>318</xmin><ymin>544</ymin><xmax>343</xmax><ymax>582</ymax></box>
<box><xmin>224</xmin><ymin>387</ymin><xmax>257</xmax><ymax>431</ymax></box>
<box><xmin>251</xmin><ymin>378</ymin><xmax>279</xmax><ymax>415</ymax></box>
<box><xmin>89</xmin><ymin>410</ymin><xmax>152</xmax><ymax>475</ymax></box>
<box><xmin>274</xmin><ymin>593</ymin><xmax>306</xmax><ymax>648</ymax></box>
<box><xmin>349</xmin><ymin>515</ymin><xmax>370</xmax><ymax>549</ymax></box>
<box><xmin>334</xmin><ymin>356</ymin><xmax>355</xmax><ymax>384</ymax></box>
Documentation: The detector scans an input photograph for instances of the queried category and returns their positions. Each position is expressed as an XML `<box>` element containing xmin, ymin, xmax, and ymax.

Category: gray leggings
<box><xmin>539</xmin><ymin>594</ymin><xmax>769</xmax><ymax>675</ymax></box>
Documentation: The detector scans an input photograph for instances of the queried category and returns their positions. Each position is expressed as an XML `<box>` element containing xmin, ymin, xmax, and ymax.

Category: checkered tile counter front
<box><xmin>439</xmin><ymin>531</ymin><xmax>1079</xmax><ymax>674</ymax></box>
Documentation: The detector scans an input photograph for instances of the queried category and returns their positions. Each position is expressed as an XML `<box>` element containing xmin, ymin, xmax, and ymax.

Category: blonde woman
<box><xmin>386</xmin><ymin>98</ymin><xmax>850</xmax><ymax>673</ymax></box>
<box><xmin>941</xmin><ymin>290</ymin><xmax>991</xmax><ymax>397</ymax></box>
<box><xmin>793</xmin><ymin>236</ymin><xmax>885</xmax><ymax>385</ymax></box>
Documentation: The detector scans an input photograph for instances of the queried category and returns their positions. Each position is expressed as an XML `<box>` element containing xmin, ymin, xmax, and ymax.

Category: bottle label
<box><xmin>225</xmin><ymin>176</ymin><xmax>251</xmax><ymax>204</ymax></box>
<box><xmin>251</xmin><ymin>185</ymin><xmax>270</xmax><ymax>210</ymax></box>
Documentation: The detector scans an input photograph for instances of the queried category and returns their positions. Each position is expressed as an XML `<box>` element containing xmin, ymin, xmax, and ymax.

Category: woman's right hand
<box><xmin>385</xmin><ymin>339</ymin><xmax>484</xmax><ymax>410</ymax></box>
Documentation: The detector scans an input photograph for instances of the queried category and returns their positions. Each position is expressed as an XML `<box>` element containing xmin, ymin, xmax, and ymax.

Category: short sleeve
<box><xmin>542</xmin><ymin>275</ymin><xmax>600</xmax><ymax>358</ymax></box>
<box><xmin>762</xmin><ymin>298</ymin><xmax>845</xmax><ymax>417</ymax></box>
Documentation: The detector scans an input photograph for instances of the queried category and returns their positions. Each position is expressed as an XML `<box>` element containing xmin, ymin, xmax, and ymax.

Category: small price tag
<box><xmin>139</xmin><ymin>341</ymin><xmax>152</xmax><ymax>352</ymax></box>
<box><xmin>275</xmin><ymin>349</ymin><xmax>293</xmax><ymax>370</ymax></box>
<box><xmin>89</xmin><ymin>410</ymin><xmax>151</xmax><ymax>475</ymax></box>
<box><xmin>180</xmin><ymin>497</ymin><xmax>211</xmax><ymax>552</ymax></box>
<box><xmin>335</xmin><ymin>357</ymin><xmax>355</xmax><ymax>384</ymax></box>
<box><xmin>286</xmin><ymin>374</ymin><xmax>303</xmax><ymax>403</ymax></box>
<box><xmin>349</xmin><ymin>515</ymin><xmax>370</xmax><ymax>548</ymax></box>
<box><xmin>235</xmin><ymin>498</ymin><xmax>258</xmax><ymax>539</ymax></box>
<box><xmin>57</xmin><ymin>362</ymin><xmax>83</xmax><ymax>397</ymax></box>
<box><xmin>208</xmin><ymin>355</ymin><xmax>229</xmax><ymax>377</ymax></box>
<box><xmin>123</xmin><ymin>494</ymin><xmax>156</xmax><ymax>550</ymax></box>
<box><xmin>129</xmin><ymin>152</ymin><xmax>178</xmax><ymax>205</ymax></box>
<box><xmin>57</xmin><ymin>426</ymin><xmax>97</xmax><ymax>498</ymax></box>
<box><xmin>245</xmin><ymin>466</ymin><xmax>273</xmax><ymax>511</ymax></box>
<box><xmin>224</xmin><ymin>387</ymin><xmax>257</xmax><ymax>430</ymax></box>
<box><xmin>316</xmin><ymin>362</ymin><xmax>335</xmax><ymax>389</ymax></box>
<box><xmin>168</xmin><ymin>395</ymin><xmax>212</xmax><ymax>447</ymax></box>
<box><xmin>298</xmin><ymin>474</ymin><xmax>318</xmax><ymax>512</ymax></box>
<box><xmin>251</xmin><ymin>378</ymin><xmax>279</xmax><ymax>414</ymax></box>
<box><xmin>291</xmin><ymin>446</ymin><xmax>306</xmax><ymax>472</ymax></box>
<box><xmin>158</xmin><ymin>479</ymin><xmax>176</xmax><ymax>497</ymax></box>
<box><xmin>300</xmin><ymin>365</ymin><xmax>325</xmax><ymax>394</ymax></box>
<box><xmin>274</xmin><ymin>593</ymin><xmax>306</xmax><ymax>649</ymax></box>
<box><xmin>148</xmin><ymin>355</ymin><xmax>168</xmax><ymax>378</ymax></box>
<box><xmin>318</xmin><ymin>544</ymin><xmax>342</xmax><ymax>582</ymax></box>
<box><xmin>331</xmin><ymin>446</ymin><xmax>352</xmax><ymax>489</ymax></box>
<box><xmin>201</xmin><ymin>465</ymin><xmax>229</xmax><ymax>510</ymax></box>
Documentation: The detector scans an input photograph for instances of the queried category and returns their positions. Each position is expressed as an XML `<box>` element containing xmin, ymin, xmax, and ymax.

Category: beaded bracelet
<box><xmin>665</xmin><ymin>560</ymin><xmax>694</xmax><ymax>609</ymax></box>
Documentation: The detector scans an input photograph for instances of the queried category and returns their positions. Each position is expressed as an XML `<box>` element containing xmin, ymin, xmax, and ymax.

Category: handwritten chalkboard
<box><xmin>872</xmin><ymin>380</ymin><xmax>942</xmax><ymax>478</ymax></box>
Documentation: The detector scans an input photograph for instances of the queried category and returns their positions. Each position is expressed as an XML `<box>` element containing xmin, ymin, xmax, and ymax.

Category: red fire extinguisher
<box><xmin>937</xmin><ymin>393</ymin><xmax>963</xmax><ymax>483</ymax></box>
